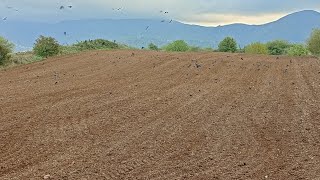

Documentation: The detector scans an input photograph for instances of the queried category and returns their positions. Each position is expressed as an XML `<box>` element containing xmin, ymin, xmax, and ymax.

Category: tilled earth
<box><xmin>0</xmin><ymin>50</ymin><xmax>320</xmax><ymax>179</ymax></box>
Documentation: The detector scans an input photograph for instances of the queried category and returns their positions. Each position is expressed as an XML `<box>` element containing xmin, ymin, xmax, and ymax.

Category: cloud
<box><xmin>181</xmin><ymin>12</ymin><xmax>288</xmax><ymax>26</ymax></box>
<box><xmin>0</xmin><ymin>0</ymin><xmax>319</xmax><ymax>25</ymax></box>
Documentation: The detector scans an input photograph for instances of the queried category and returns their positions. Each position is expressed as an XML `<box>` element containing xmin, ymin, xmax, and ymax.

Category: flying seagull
<box><xmin>68</xmin><ymin>5</ymin><xmax>72</xmax><ymax>8</ymax></box>
<box><xmin>169</xmin><ymin>19</ymin><xmax>173</xmax><ymax>23</ymax></box>
<box><xmin>2</xmin><ymin>17</ymin><xmax>7</xmax><ymax>21</ymax></box>
<box><xmin>60</xmin><ymin>6</ymin><xmax>64</xmax><ymax>10</ymax></box>
<box><xmin>145</xmin><ymin>26</ymin><xmax>149</xmax><ymax>30</ymax></box>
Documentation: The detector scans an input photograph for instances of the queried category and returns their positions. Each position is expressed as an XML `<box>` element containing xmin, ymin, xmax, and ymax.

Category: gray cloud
<box><xmin>0</xmin><ymin>0</ymin><xmax>319</xmax><ymax>25</ymax></box>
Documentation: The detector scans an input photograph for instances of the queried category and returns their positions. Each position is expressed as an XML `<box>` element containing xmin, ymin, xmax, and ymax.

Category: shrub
<box><xmin>165</xmin><ymin>40</ymin><xmax>189</xmax><ymax>52</ymax></box>
<box><xmin>33</xmin><ymin>36</ymin><xmax>60</xmax><ymax>58</ymax></box>
<box><xmin>0</xmin><ymin>36</ymin><xmax>14</xmax><ymax>65</ymax></box>
<box><xmin>307</xmin><ymin>29</ymin><xmax>320</xmax><ymax>55</ymax></box>
<box><xmin>10</xmin><ymin>52</ymin><xmax>43</xmax><ymax>65</ymax></box>
<box><xmin>188</xmin><ymin>46</ymin><xmax>202</xmax><ymax>52</ymax></box>
<box><xmin>203</xmin><ymin>47</ymin><xmax>214</xmax><ymax>51</ymax></box>
<box><xmin>287</xmin><ymin>44</ymin><xmax>309</xmax><ymax>56</ymax></box>
<box><xmin>60</xmin><ymin>45</ymin><xmax>81</xmax><ymax>55</ymax></box>
<box><xmin>218</xmin><ymin>37</ymin><xmax>237</xmax><ymax>53</ymax></box>
<box><xmin>73</xmin><ymin>39</ymin><xmax>119</xmax><ymax>50</ymax></box>
<box><xmin>148</xmin><ymin>43</ymin><xmax>159</xmax><ymax>50</ymax></box>
<box><xmin>266</xmin><ymin>40</ymin><xmax>291</xmax><ymax>55</ymax></box>
<box><xmin>244</xmin><ymin>42</ymin><xmax>268</xmax><ymax>55</ymax></box>
<box><xmin>237</xmin><ymin>45</ymin><xmax>245</xmax><ymax>53</ymax></box>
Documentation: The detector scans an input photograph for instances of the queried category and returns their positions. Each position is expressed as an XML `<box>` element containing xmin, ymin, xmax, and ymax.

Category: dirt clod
<box><xmin>43</xmin><ymin>174</ymin><xmax>51</xmax><ymax>179</ymax></box>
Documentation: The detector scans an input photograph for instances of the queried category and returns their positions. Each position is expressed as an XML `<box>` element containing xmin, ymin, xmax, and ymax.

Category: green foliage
<box><xmin>218</xmin><ymin>37</ymin><xmax>237</xmax><ymax>53</ymax></box>
<box><xmin>9</xmin><ymin>52</ymin><xmax>43</xmax><ymax>65</ymax></box>
<box><xmin>60</xmin><ymin>45</ymin><xmax>82</xmax><ymax>55</ymax></box>
<box><xmin>148</xmin><ymin>43</ymin><xmax>159</xmax><ymax>50</ymax></box>
<box><xmin>203</xmin><ymin>47</ymin><xmax>214</xmax><ymax>51</ymax></box>
<box><xmin>73</xmin><ymin>39</ymin><xmax>119</xmax><ymax>51</ymax></box>
<box><xmin>244</xmin><ymin>42</ymin><xmax>268</xmax><ymax>55</ymax></box>
<box><xmin>164</xmin><ymin>40</ymin><xmax>189</xmax><ymax>52</ymax></box>
<box><xmin>33</xmin><ymin>36</ymin><xmax>60</xmax><ymax>58</ymax></box>
<box><xmin>188</xmin><ymin>46</ymin><xmax>202</xmax><ymax>52</ymax></box>
<box><xmin>266</xmin><ymin>40</ymin><xmax>291</xmax><ymax>55</ymax></box>
<box><xmin>287</xmin><ymin>44</ymin><xmax>309</xmax><ymax>56</ymax></box>
<box><xmin>0</xmin><ymin>36</ymin><xmax>15</xmax><ymax>65</ymax></box>
<box><xmin>187</xmin><ymin>46</ymin><xmax>214</xmax><ymax>52</ymax></box>
<box><xmin>307</xmin><ymin>29</ymin><xmax>320</xmax><ymax>55</ymax></box>
<box><xmin>118</xmin><ymin>43</ymin><xmax>136</xmax><ymax>50</ymax></box>
<box><xmin>236</xmin><ymin>45</ymin><xmax>245</xmax><ymax>53</ymax></box>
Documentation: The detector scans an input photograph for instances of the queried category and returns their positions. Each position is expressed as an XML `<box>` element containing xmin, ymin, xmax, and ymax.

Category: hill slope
<box><xmin>0</xmin><ymin>10</ymin><xmax>320</xmax><ymax>51</ymax></box>
<box><xmin>0</xmin><ymin>50</ymin><xmax>320</xmax><ymax>179</ymax></box>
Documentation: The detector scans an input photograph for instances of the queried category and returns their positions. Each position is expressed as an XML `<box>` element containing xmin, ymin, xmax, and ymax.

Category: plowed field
<box><xmin>1</xmin><ymin>50</ymin><xmax>320</xmax><ymax>179</ymax></box>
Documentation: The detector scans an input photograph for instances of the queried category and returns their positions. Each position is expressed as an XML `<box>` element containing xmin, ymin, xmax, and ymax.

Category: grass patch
<box><xmin>0</xmin><ymin>51</ymin><xmax>43</xmax><ymax>70</ymax></box>
<box><xmin>8</xmin><ymin>52</ymin><xmax>43</xmax><ymax>65</ymax></box>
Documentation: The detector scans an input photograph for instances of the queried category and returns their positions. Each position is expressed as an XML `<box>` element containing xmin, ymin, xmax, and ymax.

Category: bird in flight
<box><xmin>2</xmin><ymin>17</ymin><xmax>7</xmax><ymax>21</ymax></box>
<box><xmin>160</xmin><ymin>11</ymin><xmax>169</xmax><ymax>14</ymax></box>
<box><xmin>169</xmin><ymin>20</ymin><xmax>173</xmax><ymax>23</ymax></box>
<box><xmin>68</xmin><ymin>5</ymin><xmax>72</xmax><ymax>9</ymax></box>
<box><xmin>6</xmin><ymin>6</ymin><xmax>19</xmax><ymax>11</ymax></box>
<box><xmin>64</xmin><ymin>32</ymin><xmax>67</xmax><ymax>36</ymax></box>
<box><xmin>113</xmin><ymin>8</ymin><xmax>122</xmax><ymax>11</ymax></box>
<box><xmin>60</xmin><ymin>6</ymin><xmax>65</xmax><ymax>10</ymax></box>
<box><xmin>145</xmin><ymin>26</ymin><xmax>149</xmax><ymax>30</ymax></box>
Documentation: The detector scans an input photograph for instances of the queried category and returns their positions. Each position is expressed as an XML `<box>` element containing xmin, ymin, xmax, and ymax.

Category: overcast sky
<box><xmin>1</xmin><ymin>0</ymin><xmax>320</xmax><ymax>26</ymax></box>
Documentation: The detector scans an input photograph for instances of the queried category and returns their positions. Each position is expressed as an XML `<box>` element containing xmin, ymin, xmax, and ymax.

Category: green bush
<box><xmin>218</xmin><ymin>37</ymin><xmax>237</xmax><ymax>53</ymax></box>
<box><xmin>244</xmin><ymin>42</ymin><xmax>268</xmax><ymax>55</ymax></box>
<box><xmin>307</xmin><ymin>29</ymin><xmax>320</xmax><ymax>55</ymax></box>
<box><xmin>165</xmin><ymin>40</ymin><xmax>189</xmax><ymax>52</ymax></box>
<box><xmin>60</xmin><ymin>45</ymin><xmax>81</xmax><ymax>55</ymax></box>
<box><xmin>33</xmin><ymin>36</ymin><xmax>60</xmax><ymax>58</ymax></box>
<box><xmin>0</xmin><ymin>36</ymin><xmax>15</xmax><ymax>65</ymax></box>
<box><xmin>287</xmin><ymin>44</ymin><xmax>309</xmax><ymax>56</ymax></box>
<box><xmin>73</xmin><ymin>39</ymin><xmax>119</xmax><ymax>50</ymax></box>
<box><xmin>188</xmin><ymin>46</ymin><xmax>202</xmax><ymax>52</ymax></box>
<box><xmin>266</xmin><ymin>40</ymin><xmax>291</xmax><ymax>55</ymax></box>
<box><xmin>236</xmin><ymin>45</ymin><xmax>245</xmax><ymax>53</ymax></box>
<box><xmin>203</xmin><ymin>47</ymin><xmax>214</xmax><ymax>51</ymax></box>
<box><xmin>148</xmin><ymin>43</ymin><xmax>159</xmax><ymax>50</ymax></box>
<box><xmin>9</xmin><ymin>52</ymin><xmax>43</xmax><ymax>65</ymax></box>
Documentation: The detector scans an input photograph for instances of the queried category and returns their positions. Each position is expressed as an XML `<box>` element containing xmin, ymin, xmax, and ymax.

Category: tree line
<box><xmin>1</xmin><ymin>29</ymin><xmax>320</xmax><ymax>67</ymax></box>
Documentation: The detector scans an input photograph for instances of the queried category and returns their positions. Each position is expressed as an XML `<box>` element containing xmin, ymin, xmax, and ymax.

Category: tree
<box><xmin>148</xmin><ymin>43</ymin><xmax>159</xmax><ymax>50</ymax></box>
<box><xmin>266</xmin><ymin>40</ymin><xmax>291</xmax><ymax>55</ymax></box>
<box><xmin>0</xmin><ymin>36</ymin><xmax>14</xmax><ymax>65</ymax></box>
<box><xmin>33</xmin><ymin>36</ymin><xmax>60</xmax><ymax>58</ymax></box>
<box><xmin>218</xmin><ymin>37</ymin><xmax>237</xmax><ymax>53</ymax></box>
<box><xmin>244</xmin><ymin>42</ymin><xmax>268</xmax><ymax>55</ymax></box>
<box><xmin>307</xmin><ymin>29</ymin><xmax>320</xmax><ymax>55</ymax></box>
<box><xmin>165</xmin><ymin>40</ymin><xmax>189</xmax><ymax>52</ymax></box>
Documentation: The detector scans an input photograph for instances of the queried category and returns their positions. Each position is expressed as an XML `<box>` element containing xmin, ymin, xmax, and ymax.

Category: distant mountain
<box><xmin>1</xmin><ymin>10</ymin><xmax>320</xmax><ymax>51</ymax></box>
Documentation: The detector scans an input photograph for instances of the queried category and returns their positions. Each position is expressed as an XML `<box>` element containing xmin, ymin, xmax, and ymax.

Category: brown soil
<box><xmin>0</xmin><ymin>50</ymin><xmax>320</xmax><ymax>180</ymax></box>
